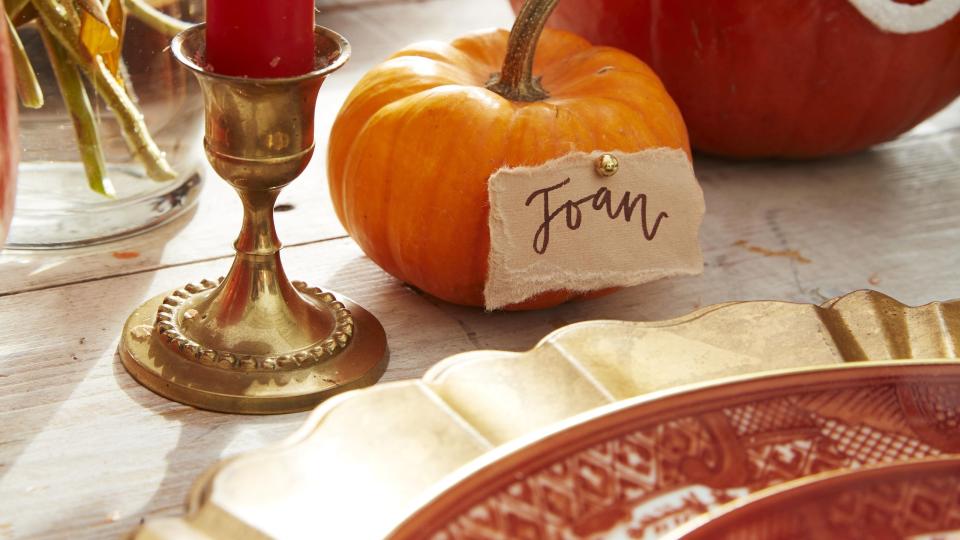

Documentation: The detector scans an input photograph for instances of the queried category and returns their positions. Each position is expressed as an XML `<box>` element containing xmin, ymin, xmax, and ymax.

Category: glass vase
<box><xmin>5</xmin><ymin>0</ymin><xmax>205</xmax><ymax>249</ymax></box>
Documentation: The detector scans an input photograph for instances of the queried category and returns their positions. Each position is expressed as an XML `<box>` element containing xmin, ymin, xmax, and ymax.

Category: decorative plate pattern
<box><xmin>134</xmin><ymin>291</ymin><xmax>960</xmax><ymax>540</ymax></box>
<box><xmin>391</xmin><ymin>363</ymin><xmax>960</xmax><ymax>539</ymax></box>
<box><xmin>666</xmin><ymin>457</ymin><xmax>960</xmax><ymax>539</ymax></box>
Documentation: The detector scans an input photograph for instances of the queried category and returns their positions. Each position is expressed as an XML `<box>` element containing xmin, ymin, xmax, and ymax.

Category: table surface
<box><xmin>2</xmin><ymin>1</ymin><xmax>959</xmax><ymax>538</ymax></box>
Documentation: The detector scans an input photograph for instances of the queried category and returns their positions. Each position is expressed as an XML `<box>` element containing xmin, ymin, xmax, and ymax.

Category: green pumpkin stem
<box><xmin>486</xmin><ymin>0</ymin><xmax>559</xmax><ymax>102</ymax></box>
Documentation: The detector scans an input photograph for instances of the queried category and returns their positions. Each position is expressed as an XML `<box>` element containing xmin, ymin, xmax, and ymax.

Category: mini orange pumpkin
<box><xmin>328</xmin><ymin>0</ymin><xmax>690</xmax><ymax>309</ymax></box>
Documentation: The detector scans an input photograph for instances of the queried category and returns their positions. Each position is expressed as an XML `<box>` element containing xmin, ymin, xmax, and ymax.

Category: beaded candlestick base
<box><xmin>118</xmin><ymin>25</ymin><xmax>388</xmax><ymax>414</ymax></box>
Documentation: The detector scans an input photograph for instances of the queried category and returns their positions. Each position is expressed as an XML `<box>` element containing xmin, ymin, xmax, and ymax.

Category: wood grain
<box><xmin>0</xmin><ymin>0</ymin><xmax>959</xmax><ymax>538</ymax></box>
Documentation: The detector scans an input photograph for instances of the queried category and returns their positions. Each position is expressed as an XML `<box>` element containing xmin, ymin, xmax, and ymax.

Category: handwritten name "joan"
<box><xmin>525</xmin><ymin>178</ymin><xmax>669</xmax><ymax>255</ymax></box>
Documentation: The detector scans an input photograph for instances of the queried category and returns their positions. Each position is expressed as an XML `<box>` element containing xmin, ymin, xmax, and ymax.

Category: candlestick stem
<box><xmin>236</xmin><ymin>187</ymin><xmax>282</xmax><ymax>255</ymax></box>
<box><xmin>183</xmin><ymin>184</ymin><xmax>332</xmax><ymax>355</ymax></box>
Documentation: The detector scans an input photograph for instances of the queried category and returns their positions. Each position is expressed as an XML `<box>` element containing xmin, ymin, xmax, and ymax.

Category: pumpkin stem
<box><xmin>486</xmin><ymin>0</ymin><xmax>559</xmax><ymax>102</ymax></box>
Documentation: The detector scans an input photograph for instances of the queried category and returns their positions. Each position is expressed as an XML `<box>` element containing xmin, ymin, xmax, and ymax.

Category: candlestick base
<box><xmin>119</xmin><ymin>283</ymin><xmax>388</xmax><ymax>414</ymax></box>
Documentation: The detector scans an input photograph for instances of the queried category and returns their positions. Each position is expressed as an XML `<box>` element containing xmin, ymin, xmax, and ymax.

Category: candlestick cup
<box><xmin>118</xmin><ymin>24</ymin><xmax>389</xmax><ymax>414</ymax></box>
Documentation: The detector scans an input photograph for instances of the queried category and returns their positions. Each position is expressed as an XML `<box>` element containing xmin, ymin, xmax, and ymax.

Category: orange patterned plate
<box><xmin>664</xmin><ymin>457</ymin><xmax>960</xmax><ymax>539</ymax></box>
<box><xmin>390</xmin><ymin>362</ymin><xmax>960</xmax><ymax>540</ymax></box>
<box><xmin>134</xmin><ymin>291</ymin><xmax>960</xmax><ymax>539</ymax></box>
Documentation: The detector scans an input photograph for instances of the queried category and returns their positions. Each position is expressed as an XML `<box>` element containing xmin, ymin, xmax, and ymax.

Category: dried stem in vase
<box><xmin>3</xmin><ymin>0</ymin><xmax>189</xmax><ymax>194</ymax></box>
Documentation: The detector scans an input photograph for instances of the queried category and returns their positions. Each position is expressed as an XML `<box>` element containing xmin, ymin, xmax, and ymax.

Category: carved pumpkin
<box><xmin>514</xmin><ymin>0</ymin><xmax>960</xmax><ymax>157</ymax></box>
<box><xmin>0</xmin><ymin>19</ymin><xmax>18</xmax><ymax>244</ymax></box>
<box><xmin>328</xmin><ymin>0</ymin><xmax>689</xmax><ymax>309</ymax></box>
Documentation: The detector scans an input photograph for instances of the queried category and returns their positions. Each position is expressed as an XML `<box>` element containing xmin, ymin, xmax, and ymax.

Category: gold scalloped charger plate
<box><xmin>391</xmin><ymin>362</ymin><xmax>960</xmax><ymax>539</ymax></box>
<box><xmin>664</xmin><ymin>457</ymin><xmax>960</xmax><ymax>539</ymax></box>
<box><xmin>135</xmin><ymin>291</ymin><xmax>960</xmax><ymax>539</ymax></box>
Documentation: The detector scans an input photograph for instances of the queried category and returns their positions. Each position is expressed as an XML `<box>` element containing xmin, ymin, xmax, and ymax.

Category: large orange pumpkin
<box><xmin>328</xmin><ymin>0</ymin><xmax>689</xmax><ymax>309</ymax></box>
<box><xmin>0</xmin><ymin>18</ymin><xmax>18</xmax><ymax>245</ymax></box>
<box><xmin>516</xmin><ymin>0</ymin><xmax>960</xmax><ymax>158</ymax></box>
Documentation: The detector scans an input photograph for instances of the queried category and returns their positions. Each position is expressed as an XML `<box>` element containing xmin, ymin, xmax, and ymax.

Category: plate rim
<box><xmin>388</xmin><ymin>360</ymin><xmax>960</xmax><ymax>538</ymax></box>
<box><xmin>134</xmin><ymin>290</ymin><xmax>960</xmax><ymax>540</ymax></box>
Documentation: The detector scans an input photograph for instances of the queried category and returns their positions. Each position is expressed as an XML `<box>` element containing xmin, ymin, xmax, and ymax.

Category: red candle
<box><xmin>206</xmin><ymin>0</ymin><xmax>315</xmax><ymax>78</ymax></box>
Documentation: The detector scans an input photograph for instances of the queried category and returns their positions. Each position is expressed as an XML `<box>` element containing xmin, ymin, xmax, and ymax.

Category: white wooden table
<box><xmin>1</xmin><ymin>1</ymin><xmax>958</xmax><ymax>538</ymax></box>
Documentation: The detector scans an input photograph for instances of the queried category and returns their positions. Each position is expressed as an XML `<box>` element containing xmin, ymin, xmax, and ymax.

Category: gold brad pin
<box><xmin>595</xmin><ymin>153</ymin><xmax>619</xmax><ymax>177</ymax></box>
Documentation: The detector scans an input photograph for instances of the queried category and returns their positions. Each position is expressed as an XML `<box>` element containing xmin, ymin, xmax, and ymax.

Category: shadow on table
<box><xmin>106</xmin><ymin>360</ymin><xmax>303</xmax><ymax>538</ymax></box>
<box><xmin>0</xmin><ymin>205</ymin><xmax>207</xmax><ymax>537</ymax></box>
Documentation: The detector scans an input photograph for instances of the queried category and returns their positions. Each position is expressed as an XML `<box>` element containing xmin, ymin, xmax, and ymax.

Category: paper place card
<box><xmin>484</xmin><ymin>148</ymin><xmax>705</xmax><ymax>310</ymax></box>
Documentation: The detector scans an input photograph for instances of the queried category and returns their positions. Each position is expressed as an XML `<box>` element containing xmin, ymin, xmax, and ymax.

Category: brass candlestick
<box><xmin>118</xmin><ymin>24</ymin><xmax>388</xmax><ymax>414</ymax></box>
